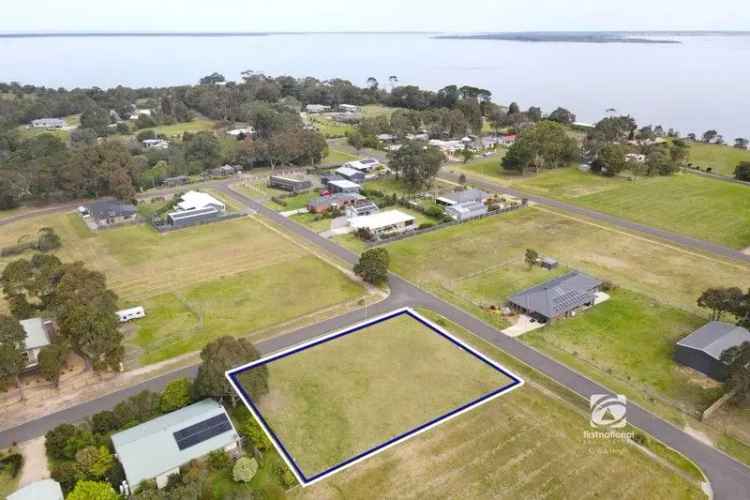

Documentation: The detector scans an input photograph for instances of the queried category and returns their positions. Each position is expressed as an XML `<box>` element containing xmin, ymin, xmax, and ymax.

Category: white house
<box><xmin>176</xmin><ymin>191</ymin><xmax>226</xmax><ymax>212</ymax></box>
<box><xmin>349</xmin><ymin>210</ymin><xmax>416</xmax><ymax>239</ymax></box>
<box><xmin>445</xmin><ymin>201</ymin><xmax>488</xmax><ymax>222</ymax></box>
<box><xmin>343</xmin><ymin>158</ymin><xmax>381</xmax><ymax>173</ymax></box>
<box><xmin>305</xmin><ymin>104</ymin><xmax>331</xmax><ymax>113</ymax></box>
<box><xmin>143</xmin><ymin>139</ymin><xmax>169</xmax><ymax>150</ymax></box>
<box><xmin>112</xmin><ymin>400</ymin><xmax>241</xmax><ymax>490</ymax></box>
<box><xmin>227</xmin><ymin>127</ymin><xmax>255</xmax><ymax>137</ymax></box>
<box><xmin>20</xmin><ymin>318</ymin><xmax>54</xmax><ymax>370</ymax></box>
<box><xmin>339</xmin><ymin>104</ymin><xmax>360</xmax><ymax>113</ymax></box>
<box><xmin>30</xmin><ymin>118</ymin><xmax>66</xmax><ymax>129</ymax></box>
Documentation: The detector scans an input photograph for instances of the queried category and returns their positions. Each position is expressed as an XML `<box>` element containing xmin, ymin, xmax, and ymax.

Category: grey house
<box><xmin>81</xmin><ymin>200</ymin><xmax>137</xmax><ymax>229</ymax></box>
<box><xmin>437</xmin><ymin>188</ymin><xmax>489</xmax><ymax>206</ymax></box>
<box><xmin>334</xmin><ymin>166</ymin><xmax>366</xmax><ymax>183</ymax></box>
<box><xmin>508</xmin><ymin>271</ymin><xmax>602</xmax><ymax>322</ymax></box>
<box><xmin>674</xmin><ymin>322</ymin><xmax>750</xmax><ymax>380</ymax></box>
<box><xmin>269</xmin><ymin>176</ymin><xmax>312</xmax><ymax>193</ymax></box>
<box><xmin>445</xmin><ymin>201</ymin><xmax>487</xmax><ymax>222</ymax></box>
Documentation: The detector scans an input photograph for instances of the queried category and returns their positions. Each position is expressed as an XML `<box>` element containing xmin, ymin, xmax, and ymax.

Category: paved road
<box><xmin>440</xmin><ymin>169</ymin><xmax>750</xmax><ymax>265</ymax></box>
<box><xmin>2</xmin><ymin>182</ymin><xmax>750</xmax><ymax>498</ymax></box>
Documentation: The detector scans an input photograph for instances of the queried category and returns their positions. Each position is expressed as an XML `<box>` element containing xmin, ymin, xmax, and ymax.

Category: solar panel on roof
<box><xmin>173</xmin><ymin>414</ymin><xmax>232</xmax><ymax>451</ymax></box>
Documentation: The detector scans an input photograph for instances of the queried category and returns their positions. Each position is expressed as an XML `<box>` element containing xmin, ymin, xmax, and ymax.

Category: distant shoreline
<box><xmin>0</xmin><ymin>31</ymin><xmax>439</xmax><ymax>38</ymax></box>
<box><xmin>435</xmin><ymin>33</ymin><xmax>682</xmax><ymax>44</ymax></box>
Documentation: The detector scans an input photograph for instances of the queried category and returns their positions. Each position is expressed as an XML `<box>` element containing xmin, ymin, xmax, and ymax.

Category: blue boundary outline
<box><xmin>226</xmin><ymin>308</ymin><xmax>523</xmax><ymax>486</ymax></box>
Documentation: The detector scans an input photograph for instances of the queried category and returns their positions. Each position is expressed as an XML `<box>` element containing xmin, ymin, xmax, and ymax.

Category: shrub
<box><xmin>160</xmin><ymin>378</ymin><xmax>192</xmax><ymax>413</ymax></box>
<box><xmin>136</xmin><ymin>130</ymin><xmax>157</xmax><ymax>142</ymax></box>
<box><xmin>36</xmin><ymin>227</ymin><xmax>62</xmax><ymax>252</ymax></box>
<box><xmin>632</xmin><ymin>432</ymin><xmax>649</xmax><ymax>446</ymax></box>
<box><xmin>51</xmin><ymin>461</ymin><xmax>82</xmax><ymax>493</ymax></box>
<box><xmin>270</xmin><ymin>196</ymin><xmax>288</xmax><ymax>207</ymax></box>
<box><xmin>45</xmin><ymin>423</ymin><xmax>78</xmax><ymax>460</ymax></box>
<box><xmin>417</xmin><ymin>222</ymin><xmax>434</xmax><ymax>230</ymax></box>
<box><xmin>208</xmin><ymin>450</ymin><xmax>231</xmax><ymax>471</ymax></box>
<box><xmin>424</xmin><ymin>204</ymin><xmax>445</xmax><ymax>219</ymax></box>
<box><xmin>0</xmin><ymin>453</ymin><xmax>23</xmax><ymax>478</ymax></box>
<box><xmin>67</xmin><ymin>480</ymin><xmax>119</xmax><ymax>500</ymax></box>
<box><xmin>75</xmin><ymin>446</ymin><xmax>114</xmax><ymax>480</ymax></box>
<box><xmin>600</xmin><ymin>280</ymin><xmax>617</xmax><ymax>292</ymax></box>
<box><xmin>232</xmin><ymin>457</ymin><xmax>259</xmax><ymax>483</ymax></box>
<box><xmin>354</xmin><ymin>248</ymin><xmax>390</xmax><ymax>285</ymax></box>
<box><xmin>90</xmin><ymin>410</ymin><xmax>118</xmax><ymax>434</ymax></box>
<box><xmin>238</xmin><ymin>411</ymin><xmax>272</xmax><ymax>451</ymax></box>
<box><xmin>113</xmin><ymin>390</ymin><xmax>161</xmax><ymax>429</ymax></box>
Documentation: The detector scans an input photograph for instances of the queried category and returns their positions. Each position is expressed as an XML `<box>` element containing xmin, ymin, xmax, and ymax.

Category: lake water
<box><xmin>1</xmin><ymin>33</ymin><xmax>749</xmax><ymax>139</ymax></box>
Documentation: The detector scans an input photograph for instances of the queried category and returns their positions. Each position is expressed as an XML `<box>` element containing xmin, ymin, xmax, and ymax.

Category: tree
<box><xmin>347</xmin><ymin>129</ymin><xmax>364</xmax><ymax>151</ymax></box>
<box><xmin>702</xmin><ymin>130</ymin><xmax>719</xmax><ymax>143</ymax></box>
<box><xmin>66</xmin><ymin>480</ymin><xmax>119</xmax><ymax>500</ymax></box>
<box><xmin>592</xmin><ymin>144</ymin><xmax>628</xmax><ymax>177</ymax></box>
<box><xmin>527</xmin><ymin>106</ymin><xmax>543</xmax><ymax>122</ymax></box>
<box><xmin>55</xmin><ymin>263</ymin><xmax>123</xmax><ymax>372</ymax></box>
<box><xmin>524</xmin><ymin>249</ymin><xmax>539</xmax><ymax>269</ymax></box>
<box><xmin>193</xmin><ymin>337</ymin><xmax>267</xmax><ymax>407</ymax></box>
<box><xmin>721</xmin><ymin>342</ymin><xmax>750</xmax><ymax>402</ymax></box>
<box><xmin>200</xmin><ymin>72</ymin><xmax>226</xmax><ymax>85</ymax></box>
<box><xmin>160</xmin><ymin>378</ymin><xmax>192</xmax><ymax>413</ymax></box>
<box><xmin>697</xmin><ymin>287</ymin><xmax>744</xmax><ymax>320</ymax></box>
<box><xmin>184</xmin><ymin>132</ymin><xmax>222</xmax><ymax>171</ymax></box>
<box><xmin>75</xmin><ymin>446</ymin><xmax>114</xmax><ymax>480</ymax></box>
<box><xmin>38</xmin><ymin>341</ymin><xmax>69</xmax><ymax>388</ymax></box>
<box><xmin>460</xmin><ymin>146</ymin><xmax>475</xmax><ymax>164</ymax></box>
<box><xmin>548</xmin><ymin>107</ymin><xmax>576</xmax><ymax>125</ymax></box>
<box><xmin>36</xmin><ymin>227</ymin><xmax>62</xmax><ymax>252</ymax></box>
<box><xmin>735</xmin><ymin>162</ymin><xmax>750</xmax><ymax>182</ymax></box>
<box><xmin>80</xmin><ymin>106</ymin><xmax>111</xmax><ymax>135</ymax></box>
<box><xmin>502</xmin><ymin>121</ymin><xmax>579</xmax><ymax>174</ymax></box>
<box><xmin>354</xmin><ymin>248</ymin><xmax>390</xmax><ymax>285</ymax></box>
<box><xmin>0</xmin><ymin>315</ymin><xmax>26</xmax><ymax>398</ymax></box>
<box><xmin>232</xmin><ymin>457</ymin><xmax>259</xmax><ymax>483</ymax></box>
<box><xmin>387</xmin><ymin>141</ymin><xmax>444</xmax><ymax>191</ymax></box>
<box><xmin>508</xmin><ymin>102</ymin><xmax>520</xmax><ymax>115</ymax></box>
<box><xmin>1</xmin><ymin>253</ymin><xmax>64</xmax><ymax>318</ymax></box>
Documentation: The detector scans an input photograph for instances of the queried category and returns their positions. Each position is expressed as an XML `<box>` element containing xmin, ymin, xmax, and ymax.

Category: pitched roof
<box><xmin>85</xmin><ymin>200</ymin><xmax>137</xmax><ymax>220</ymax></box>
<box><xmin>7</xmin><ymin>479</ymin><xmax>63</xmax><ymax>500</ymax></box>
<box><xmin>111</xmin><ymin>400</ymin><xmax>239</xmax><ymax>488</ymax></box>
<box><xmin>328</xmin><ymin>179</ymin><xmax>361</xmax><ymax>189</ymax></box>
<box><xmin>308</xmin><ymin>193</ymin><xmax>363</xmax><ymax>209</ymax></box>
<box><xmin>677</xmin><ymin>322</ymin><xmax>750</xmax><ymax>360</ymax></box>
<box><xmin>509</xmin><ymin>271</ymin><xmax>602</xmax><ymax>319</ymax></box>
<box><xmin>19</xmin><ymin>318</ymin><xmax>51</xmax><ymax>351</ymax></box>
<box><xmin>438</xmin><ymin>189</ymin><xmax>489</xmax><ymax>205</ymax></box>
<box><xmin>335</xmin><ymin>166</ymin><xmax>364</xmax><ymax>178</ymax></box>
<box><xmin>349</xmin><ymin>210</ymin><xmax>415</xmax><ymax>231</ymax></box>
<box><xmin>176</xmin><ymin>191</ymin><xmax>225</xmax><ymax>211</ymax></box>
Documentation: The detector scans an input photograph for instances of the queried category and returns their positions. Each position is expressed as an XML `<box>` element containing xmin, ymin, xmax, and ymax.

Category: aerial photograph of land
<box><xmin>0</xmin><ymin>2</ymin><xmax>749</xmax><ymax>500</ymax></box>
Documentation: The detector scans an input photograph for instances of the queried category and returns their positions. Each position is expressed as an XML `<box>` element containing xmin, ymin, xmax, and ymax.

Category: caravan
<box><xmin>117</xmin><ymin>306</ymin><xmax>146</xmax><ymax>323</ymax></box>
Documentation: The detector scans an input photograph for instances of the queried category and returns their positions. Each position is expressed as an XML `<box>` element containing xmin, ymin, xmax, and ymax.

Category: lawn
<box><xmin>290</xmin><ymin>311</ymin><xmax>703</xmax><ymax>500</ymax></box>
<box><xmin>452</xmin><ymin>165</ymin><xmax>750</xmax><ymax>249</ymax></box>
<box><xmin>0</xmin><ymin>212</ymin><xmax>367</xmax><ymax>365</ymax></box>
<box><xmin>322</xmin><ymin>148</ymin><xmax>358</xmax><ymax>165</ymax></box>
<box><xmin>236</xmin><ymin>310</ymin><xmax>515</xmax><ymax>479</ymax></box>
<box><xmin>383</xmin><ymin>208</ymin><xmax>750</xmax><ymax>462</ymax></box>
<box><xmin>688</xmin><ymin>142</ymin><xmax>750</xmax><ymax>177</ymax></box>
<box><xmin>0</xmin><ymin>470</ymin><xmax>19</xmax><ymax>499</ymax></box>
<box><xmin>141</xmin><ymin>118</ymin><xmax>216</xmax><ymax>139</ymax></box>
<box><xmin>309</xmin><ymin>117</ymin><xmax>354</xmax><ymax>138</ymax></box>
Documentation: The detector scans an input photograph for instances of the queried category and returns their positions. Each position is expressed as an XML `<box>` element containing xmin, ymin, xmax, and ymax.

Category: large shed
<box><xmin>674</xmin><ymin>322</ymin><xmax>750</xmax><ymax>380</ymax></box>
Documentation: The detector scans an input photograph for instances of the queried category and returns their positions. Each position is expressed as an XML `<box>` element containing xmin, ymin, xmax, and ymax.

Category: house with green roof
<box><xmin>111</xmin><ymin>399</ymin><xmax>241</xmax><ymax>490</ymax></box>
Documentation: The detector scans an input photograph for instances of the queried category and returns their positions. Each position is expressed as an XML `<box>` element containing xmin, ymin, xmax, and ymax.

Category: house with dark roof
<box><xmin>308</xmin><ymin>193</ymin><xmax>364</xmax><ymax>214</ymax></box>
<box><xmin>79</xmin><ymin>200</ymin><xmax>137</xmax><ymax>229</ymax></box>
<box><xmin>112</xmin><ymin>399</ymin><xmax>240</xmax><ymax>490</ymax></box>
<box><xmin>674</xmin><ymin>322</ymin><xmax>750</xmax><ymax>380</ymax></box>
<box><xmin>269</xmin><ymin>175</ymin><xmax>313</xmax><ymax>193</ymax></box>
<box><xmin>334</xmin><ymin>166</ymin><xmax>366</xmax><ymax>183</ymax></box>
<box><xmin>508</xmin><ymin>271</ymin><xmax>603</xmax><ymax>322</ymax></box>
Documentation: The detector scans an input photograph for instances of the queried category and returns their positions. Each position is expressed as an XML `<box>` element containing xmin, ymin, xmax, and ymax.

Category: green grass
<box><xmin>309</xmin><ymin>117</ymin><xmax>354</xmax><ymax>138</ymax></box>
<box><xmin>323</xmin><ymin>148</ymin><xmax>358</xmax><ymax>165</ymax></box>
<box><xmin>453</xmin><ymin>164</ymin><xmax>750</xmax><ymax>249</ymax></box>
<box><xmin>360</xmin><ymin>104</ymin><xmax>403</xmax><ymax>118</ymax></box>
<box><xmin>689</xmin><ymin>142</ymin><xmax>750</xmax><ymax>177</ymax></box>
<box><xmin>269</xmin><ymin>191</ymin><xmax>319</xmax><ymax>211</ymax></box>
<box><xmin>141</xmin><ymin>119</ymin><xmax>216</xmax><ymax>139</ymax></box>
<box><xmin>524</xmin><ymin>289</ymin><xmax>718</xmax><ymax>411</ymax></box>
<box><xmin>132</xmin><ymin>255</ymin><xmax>363</xmax><ymax>364</ymax></box>
<box><xmin>241</xmin><ymin>312</ymin><xmax>513</xmax><ymax>477</ymax></box>
<box><xmin>0</xmin><ymin>470</ymin><xmax>19</xmax><ymax>499</ymax></box>
<box><xmin>290</xmin><ymin>311</ymin><xmax>704</xmax><ymax>500</ymax></box>
<box><xmin>717</xmin><ymin>434</ymin><xmax>750</xmax><ymax>467</ymax></box>
<box><xmin>289</xmin><ymin>212</ymin><xmax>332</xmax><ymax>233</ymax></box>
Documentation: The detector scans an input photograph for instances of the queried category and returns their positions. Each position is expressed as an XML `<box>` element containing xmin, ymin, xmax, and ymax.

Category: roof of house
<box><xmin>270</xmin><ymin>175</ymin><xmax>309</xmax><ymax>184</ymax></box>
<box><xmin>112</xmin><ymin>399</ymin><xmax>239</xmax><ymax>488</ymax></box>
<box><xmin>676</xmin><ymin>322</ymin><xmax>750</xmax><ymax>361</ymax></box>
<box><xmin>335</xmin><ymin>166</ymin><xmax>364</xmax><ymax>178</ymax></box>
<box><xmin>446</xmin><ymin>201</ymin><xmax>487</xmax><ymax>215</ymax></box>
<box><xmin>19</xmin><ymin>318</ymin><xmax>52</xmax><ymax>351</ymax></box>
<box><xmin>344</xmin><ymin>158</ymin><xmax>380</xmax><ymax>171</ymax></box>
<box><xmin>167</xmin><ymin>206</ymin><xmax>220</xmax><ymax>222</ymax></box>
<box><xmin>328</xmin><ymin>179</ymin><xmax>361</xmax><ymax>189</ymax></box>
<box><xmin>7</xmin><ymin>479</ymin><xmax>63</xmax><ymax>500</ymax></box>
<box><xmin>509</xmin><ymin>271</ymin><xmax>602</xmax><ymax>319</ymax></box>
<box><xmin>438</xmin><ymin>189</ymin><xmax>489</xmax><ymax>205</ymax></box>
<box><xmin>85</xmin><ymin>200</ymin><xmax>137</xmax><ymax>220</ymax></box>
<box><xmin>176</xmin><ymin>191</ymin><xmax>225</xmax><ymax>211</ymax></box>
<box><xmin>308</xmin><ymin>193</ymin><xmax>363</xmax><ymax>209</ymax></box>
<box><xmin>350</xmin><ymin>210</ymin><xmax>415</xmax><ymax>231</ymax></box>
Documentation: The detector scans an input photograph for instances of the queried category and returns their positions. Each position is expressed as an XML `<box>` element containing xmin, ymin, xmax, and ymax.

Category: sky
<box><xmin>1</xmin><ymin>0</ymin><xmax>749</xmax><ymax>33</ymax></box>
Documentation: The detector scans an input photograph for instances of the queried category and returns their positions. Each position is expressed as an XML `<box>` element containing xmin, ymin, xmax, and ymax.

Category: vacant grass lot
<box><xmin>689</xmin><ymin>142</ymin><xmax>750</xmax><ymax>177</ymax></box>
<box><xmin>452</xmin><ymin>165</ymin><xmax>750</xmax><ymax>248</ymax></box>
<box><xmin>242</xmin><ymin>312</ymin><xmax>513</xmax><ymax>478</ymax></box>
<box><xmin>291</xmin><ymin>312</ymin><xmax>703</xmax><ymax>500</ymax></box>
<box><xmin>0</xmin><ymin>213</ymin><xmax>366</xmax><ymax>365</ymax></box>
<box><xmin>322</xmin><ymin>148</ymin><xmax>358</xmax><ymax>165</ymax></box>
<box><xmin>141</xmin><ymin>118</ymin><xmax>216</xmax><ymax>138</ymax></box>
